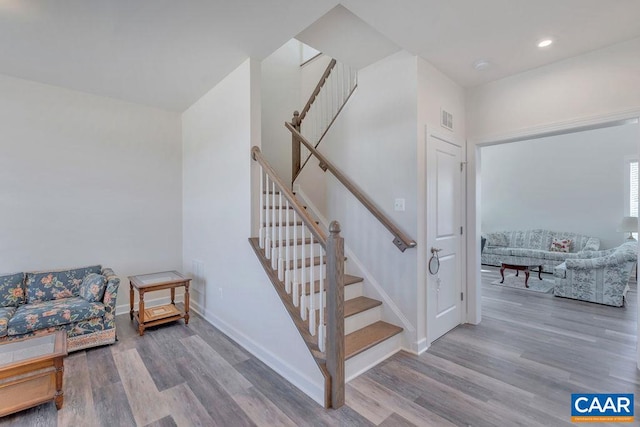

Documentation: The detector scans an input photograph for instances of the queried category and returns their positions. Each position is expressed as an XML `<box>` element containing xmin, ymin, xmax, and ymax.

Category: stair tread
<box><xmin>345</xmin><ymin>321</ymin><xmax>403</xmax><ymax>360</ymax></box>
<box><xmin>344</xmin><ymin>296</ymin><xmax>382</xmax><ymax>318</ymax></box>
<box><xmin>303</xmin><ymin>274</ymin><xmax>363</xmax><ymax>295</ymax></box>
<box><xmin>264</xmin><ymin>221</ymin><xmax>303</xmax><ymax>226</ymax></box>
<box><xmin>273</xmin><ymin>238</ymin><xmax>313</xmax><ymax>247</ymax></box>
<box><xmin>262</xmin><ymin>205</ymin><xmax>306</xmax><ymax>209</ymax></box>
<box><xmin>308</xmin><ymin>296</ymin><xmax>382</xmax><ymax>325</ymax></box>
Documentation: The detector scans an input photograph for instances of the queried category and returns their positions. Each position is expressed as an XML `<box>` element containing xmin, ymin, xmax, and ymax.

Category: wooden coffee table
<box><xmin>500</xmin><ymin>262</ymin><xmax>543</xmax><ymax>288</ymax></box>
<box><xmin>129</xmin><ymin>271</ymin><xmax>191</xmax><ymax>336</ymax></box>
<box><xmin>0</xmin><ymin>331</ymin><xmax>67</xmax><ymax>416</ymax></box>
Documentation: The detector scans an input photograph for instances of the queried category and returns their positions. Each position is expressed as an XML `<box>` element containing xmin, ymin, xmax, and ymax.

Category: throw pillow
<box><xmin>79</xmin><ymin>273</ymin><xmax>107</xmax><ymax>303</ymax></box>
<box><xmin>486</xmin><ymin>232</ymin><xmax>509</xmax><ymax>247</ymax></box>
<box><xmin>0</xmin><ymin>272</ymin><xmax>25</xmax><ymax>307</ymax></box>
<box><xmin>550</xmin><ymin>238</ymin><xmax>572</xmax><ymax>253</ymax></box>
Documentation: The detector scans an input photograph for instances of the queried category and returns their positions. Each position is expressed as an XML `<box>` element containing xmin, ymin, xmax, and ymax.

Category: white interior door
<box><xmin>427</xmin><ymin>128</ymin><xmax>464</xmax><ymax>343</ymax></box>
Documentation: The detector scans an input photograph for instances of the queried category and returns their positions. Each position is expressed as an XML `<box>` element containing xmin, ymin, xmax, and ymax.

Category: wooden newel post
<box><xmin>291</xmin><ymin>110</ymin><xmax>301</xmax><ymax>186</ymax></box>
<box><xmin>326</xmin><ymin>220</ymin><xmax>345</xmax><ymax>408</ymax></box>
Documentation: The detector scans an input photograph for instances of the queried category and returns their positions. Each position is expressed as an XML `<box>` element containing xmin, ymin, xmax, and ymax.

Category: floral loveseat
<box><xmin>553</xmin><ymin>241</ymin><xmax>637</xmax><ymax>307</ymax></box>
<box><xmin>482</xmin><ymin>229</ymin><xmax>600</xmax><ymax>273</ymax></box>
<box><xmin>0</xmin><ymin>265</ymin><xmax>119</xmax><ymax>351</ymax></box>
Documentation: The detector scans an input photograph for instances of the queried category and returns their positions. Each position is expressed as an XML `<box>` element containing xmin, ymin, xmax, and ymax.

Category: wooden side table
<box><xmin>128</xmin><ymin>271</ymin><xmax>191</xmax><ymax>336</ymax></box>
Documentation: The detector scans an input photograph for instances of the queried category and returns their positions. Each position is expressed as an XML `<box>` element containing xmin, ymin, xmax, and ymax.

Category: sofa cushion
<box><xmin>550</xmin><ymin>238</ymin><xmax>572</xmax><ymax>253</ymax></box>
<box><xmin>483</xmin><ymin>247</ymin><xmax>512</xmax><ymax>256</ymax></box>
<box><xmin>7</xmin><ymin>297</ymin><xmax>105</xmax><ymax>336</ymax></box>
<box><xmin>26</xmin><ymin>265</ymin><xmax>101</xmax><ymax>304</ymax></box>
<box><xmin>0</xmin><ymin>273</ymin><xmax>25</xmax><ymax>307</ymax></box>
<box><xmin>79</xmin><ymin>273</ymin><xmax>107</xmax><ymax>303</ymax></box>
<box><xmin>510</xmin><ymin>248</ymin><xmax>548</xmax><ymax>258</ymax></box>
<box><xmin>0</xmin><ymin>307</ymin><xmax>16</xmax><ymax>338</ymax></box>
<box><xmin>544</xmin><ymin>251</ymin><xmax>573</xmax><ymax>261</ymax></box>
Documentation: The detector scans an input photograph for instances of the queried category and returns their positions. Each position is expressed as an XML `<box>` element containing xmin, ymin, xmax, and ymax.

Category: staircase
<box><xmin>249</xmin><ymin>54</ymin><xmax>414</xmax><ymax>409</ymax></box>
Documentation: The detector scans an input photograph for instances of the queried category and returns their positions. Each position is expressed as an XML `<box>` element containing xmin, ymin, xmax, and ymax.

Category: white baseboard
<box><xmin>188</xmin><ymin>303</ymin><xmax>325</xmax><ymax>407</ymax></box>
<box><xmin>407</xmin><ymin>338</ymin><xmax>429</xmax><ymax>355</ymax></box>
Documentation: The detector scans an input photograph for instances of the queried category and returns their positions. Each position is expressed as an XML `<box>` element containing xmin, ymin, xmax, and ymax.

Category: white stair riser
<box><xmin>262</xmin><ymin>197</ymin><xmax>298</xmax><ymax>208</ymax></box>
<box><xmin>301</xmin><ymin>282</ymin><xmax>363</xmax><ymax>308</ymax></box>
<box><xmin>345</xmin><ymin>306</ymin><xmax>382</xmax><ymax>335</ymax></box>
<box><xmin>345</xmin><ymin>333</ymin><xmax>402</xmax><ymax>382</ymax></box>
<box><xmin>269</xmin><ymin>243</ymin><xmax>324</xmax><ymax>259</ymax></box>
<box><xmin>287</xmin><ymin>264</ymin><xmax>326</xmax><ymax>282</ymax></box>
<box><xmin>262</xmin><ymin>225</ymin><xmax>314</xmax><ymax>240</ymax></box>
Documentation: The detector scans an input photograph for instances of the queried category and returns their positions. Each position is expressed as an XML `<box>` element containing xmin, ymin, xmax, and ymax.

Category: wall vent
<box><xmin>441</xmin><ymin>109</ymin><xmax>453</xmax><ymax>131</ymax></box>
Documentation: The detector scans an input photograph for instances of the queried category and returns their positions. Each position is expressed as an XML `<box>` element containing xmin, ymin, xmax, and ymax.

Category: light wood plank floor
<box><xmin>2</xmin><ymin>266</ymin><xmax>638</xmax><ymax>426</ymax></box>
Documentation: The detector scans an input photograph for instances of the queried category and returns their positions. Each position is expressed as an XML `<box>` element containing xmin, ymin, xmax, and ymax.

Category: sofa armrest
<box><xmin>101</xmin><ymin>267</ymin><xmax>120</xmax><ymax>325</ymax></box>
<box><xmin>565</xmin><ymin>252</ymin><xmax>634</xmax><ymax>270</ymax></box>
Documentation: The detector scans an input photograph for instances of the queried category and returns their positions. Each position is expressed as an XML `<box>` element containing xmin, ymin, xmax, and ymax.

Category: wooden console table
<box><xmin>129</xmin><ymin>271</ymin><xmax>191</xmax><ymax>336</ymax></box>
<box><xmin>0</xmin><ymin>331</ymin><xmax>67</xmax><ymax>416</ymax></box>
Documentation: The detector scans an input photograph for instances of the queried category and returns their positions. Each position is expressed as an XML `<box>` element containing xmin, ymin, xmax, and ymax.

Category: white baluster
<box><xmin>264</xmin><ymin>175</ymin><xmax>271</xmax><ymax>257</ymax></box>
<box><xmin>309</xmin><ymin>233</ymin><xmax>315</xmax><ymax>335</ymax></box>
<box><xmin>277</xmin><ymin>193</ymin><xmax>284</xmax><ymax>279</ymax></box>
<box><xmin>285</xmin><ymin>200</ymin><xmax>291</xmax><ymax>293</ymax></box>
<box><xmin>271</xmin><ymin>181</ymin><xmax>277</xmax><ymax>268</ymax></box>
<box><xmin>319</xmin><ymin>246</ymin><xmax>325</xmax><ymax>351</ymax></box>
<box><xmin>300</xmin><ymin>226</ymin><xmax>307</xmax><ymax>320</ymax></box>
<box><xmin>292</xmin><ymin>211</ymin><xmax>299</xmax><ymax>305</ymax></box>
<box><xmin>339</xmin><ymin>62</ymin><xmax>345</xmax><ymax>105</ymax></box>
<box><xmin>259</xmin><ymin>168</ymin><xmax>264</xmax><ymax>249</ymax></box>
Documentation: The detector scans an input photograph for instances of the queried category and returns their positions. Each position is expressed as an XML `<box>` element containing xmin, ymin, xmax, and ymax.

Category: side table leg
<box><xmin>138</xmin><ymin>291</ymin><xmax>145</xmax><ymax>336</ymax></box>
<box><xmin>54</xmin><ymin>358</ymin><xmax>64</xmax><ymax>410</ymax></box>
<box><xmin>500</xmin><ymin>265</ymin><xmax>506</xmax><ymax>283</ymax></box>
<box><xmin>538</xmin><ymin>266</ymin><xmax>543</xmax><ymax>280</ymax></box>
<box><xmin>184</xmin><ymin>283</ymin><xmax>190</xmax><ymax>325</ymax></box>
<box><xmin>171</xmin><ymin>287</ymin><xmax>175</xmax><ymax>305</ymax></box>
<box><xmin>129</xmin><ymin>282</ymin><xmax>134</xmax><ymax>320</ymax></box>
<box><xmin>524</xmin><ymin>269</ymin><xmax>530</xmax><ymax>288</ymax></box>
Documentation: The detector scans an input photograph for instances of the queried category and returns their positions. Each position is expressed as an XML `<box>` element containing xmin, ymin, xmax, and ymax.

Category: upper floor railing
<box><xmin>291</xmin><ymin>58</ymin><xmax>357</xmax><ymax>183</ymax></box>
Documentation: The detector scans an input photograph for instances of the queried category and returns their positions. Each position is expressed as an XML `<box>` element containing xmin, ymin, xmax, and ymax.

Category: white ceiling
<box><xmin>1</xmin><ymin>0</ymin><xmax>639</xmax><ymax>111</ymax></box>
<box><xmin>296</xmin><ymin>5</ymin><xmax>400</xmax><ymax>70</ymax></box>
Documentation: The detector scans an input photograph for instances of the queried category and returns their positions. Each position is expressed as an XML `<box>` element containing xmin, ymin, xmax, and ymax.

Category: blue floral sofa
<box><xmin>481</xmin><ymin>229</ymin><xmax>600</xmax><ymax>273</ymax></box>
<box><xmin>0</xmin><ymin>265</ymin><xmax>119</xmax><ymax>351</ymax></box>
<box><xmin>553</xmin><ymin>241</ymin><xmax>637</xmax><ymax>307</ymax></box>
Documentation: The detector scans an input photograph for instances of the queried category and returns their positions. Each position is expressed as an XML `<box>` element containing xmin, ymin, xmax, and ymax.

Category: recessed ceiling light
<box><xmin>537</xmin><ymin>39</ymin><xmax>553</xmax><ymax>48</ymax></box>
<box><xmin>473</xmin><ymin>59</ymin><xmax>490</xmax><ymax>70</ymax></box>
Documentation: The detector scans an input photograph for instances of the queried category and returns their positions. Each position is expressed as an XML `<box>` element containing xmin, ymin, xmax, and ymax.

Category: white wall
<box><xmin>311</xmin><ymin>51</ymin><xmax>420</xmax><ymax>343</ymax></box>
<box><xmin>416</xmin><ymin>57</ymin><xmax>466</xmax><ymax>349</ymax></box>
<box><xmin>467</xmin><ymin>37</ymin><xmax>640</xmax><ymax>140</ymax></box>
<box><xmin>261</xmin><ymin>40</ymin><xmax>302</xmax><ymax>183</ymax></box>
<box><xmin>182</xmin><ymin>59</ymin><xmax>325</xmax><ymax>404</ymax></box>
<box><xmin>482</xmin><ymin>124</ymin><xmax>638</xmax><ymax>249</ymax></box>
<box><xmin>0</xmin><ymin>74</ymin><xmax>182</xmax><ymax>312</ymax></box>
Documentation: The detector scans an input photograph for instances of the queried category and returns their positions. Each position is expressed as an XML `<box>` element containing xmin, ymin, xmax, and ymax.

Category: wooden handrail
<box><xmin>252</xmin><ymin>147</ymin><xmax>327</xmax><ymax>246</ymax></box>
<box><xmin>285</xmin><ymin>122</ymin><xmax>417</xmax><ymax>252</ymax></box>
<box><xmin>298</xmin><ymin>59</ymin><xmax>337</xmax><ymax>122</ymax></box>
